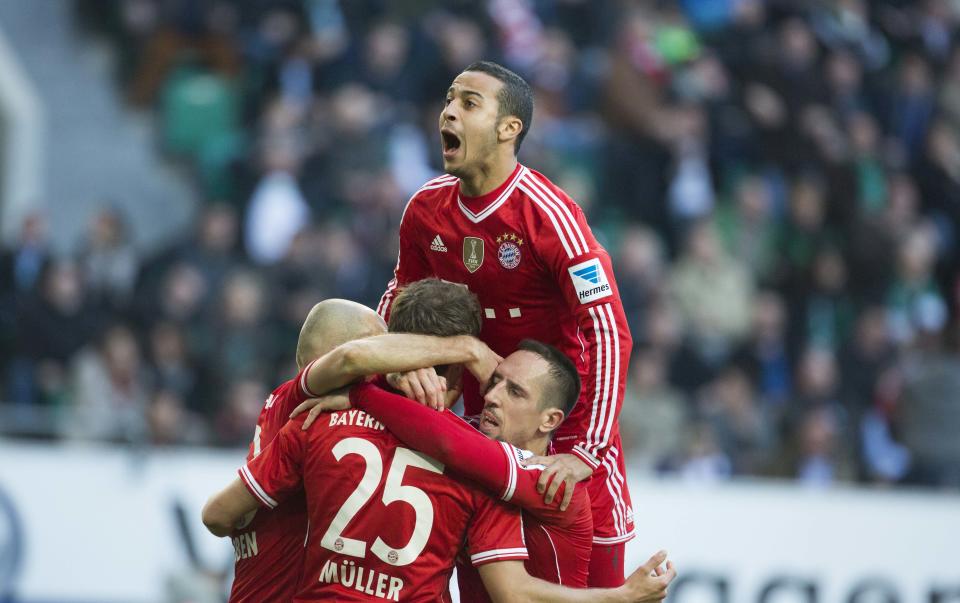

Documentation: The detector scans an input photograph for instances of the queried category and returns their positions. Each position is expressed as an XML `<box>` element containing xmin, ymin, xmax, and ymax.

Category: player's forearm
<box><xmin>306</xmin><ymin>334</ymin><xmax>481</xmax><ymax>395</ymax></box>
<box><xmin>573</xmin><ymin>300</ymin><xmax>633</xmax><ymax>467</ymax></box>
<box><xmin>481</xmin><ymin>562</ymin><xmax>633</xmax><ymax>603</ymax></box>
<box><xmin>202</xmin><ymin>478</ymin><xmax>259</xmax><ymax>537</ymax></box>
<box><xmin>512</xmin><ymin>579</ymin><xmax>635</xmax><ymax>603</ymax></box>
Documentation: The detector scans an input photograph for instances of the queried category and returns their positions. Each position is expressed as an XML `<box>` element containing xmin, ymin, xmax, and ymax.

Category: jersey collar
<box><xmin>457</xmin><ymin>164</ymin><xmax>527</xmax><ymax>223</ymax></box>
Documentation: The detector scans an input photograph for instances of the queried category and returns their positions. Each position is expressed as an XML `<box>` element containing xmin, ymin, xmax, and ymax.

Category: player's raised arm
<box><xmin>350</xmin><ymin>382</ymin><xmax>572</xmax><ymax>520</ymax></box>
<box><xmin>300</xmin><ymin>333</ymin><xmax>485</xmax><ymax>397</ymax></box>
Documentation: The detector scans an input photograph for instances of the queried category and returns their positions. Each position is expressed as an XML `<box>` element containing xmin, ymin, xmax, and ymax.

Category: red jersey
<box><xmin>228</xmin><ymin>360</ymin><xmax>321</xmax><ymax>602</ymax></box>
<box><xmin>379</xmin><ymin>164</ymin><xmax>634</xmax><ymax>543</ymax></box>
<box><xmin>238</xmin><ymin>410</ymin><xmax>528</xmax><ymax>601</ymax></box>
<box><xmin>350</xmin><ymin>383</ymin><xmax>593</xmax><ymax>599</ymax></box>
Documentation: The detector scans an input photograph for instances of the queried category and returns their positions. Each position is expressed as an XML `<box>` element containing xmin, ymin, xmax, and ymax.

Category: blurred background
<box><xmin>0</xmin><ymin>0</ymin><xmax>958</xmax><ymax>602</ymax></box>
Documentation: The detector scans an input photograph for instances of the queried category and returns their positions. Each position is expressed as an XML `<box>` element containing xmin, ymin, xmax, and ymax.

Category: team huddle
<box><xmin>201</xmin><ymin>61</ymin><xmax>676</xmax><ymax>601</ymax></box>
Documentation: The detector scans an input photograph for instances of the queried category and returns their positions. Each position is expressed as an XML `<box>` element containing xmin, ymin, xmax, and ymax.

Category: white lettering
<box><xmin>376</xmin><ymin>573</ymin><xmax>389</xmax><ymax>597</ymax></box>
<box><xmin>341</xmin><ymin>560</ymin><xmax>356</xmax><ymax>588</ymax></box>
<box><xmin>231</xmin><ymin>531</ymin><xmax>259</xmax><ymax>560</ymax></box>
<box><xmin>387</xmin><ymin>577</ymin><xmax>404</xmax><ymax>601</ymax></box>
<box><xmin>316</xmin><ymin>560</ymin><xmax>403</xmax><ymax>599</ymax></box>
<box><xmin>319</xmin><ymin>559</ymin><xmax>338</xmax><ymax>583</ymax></box>
<box><xmin>362</xmin><ymin>567</ymin><xmax>377</xmax><ymax>594</ymax></box>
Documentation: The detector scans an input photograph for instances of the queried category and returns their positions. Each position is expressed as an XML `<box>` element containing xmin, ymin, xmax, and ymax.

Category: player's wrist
<box><xmin>570</xmin><ymin>446</ymin><xmax>600</xmax><ymax>471</ymax></box>
<box><xmin>461</xmin><ymin>335</ymin><xmax>483</xmax><ymax>361</ymax></box>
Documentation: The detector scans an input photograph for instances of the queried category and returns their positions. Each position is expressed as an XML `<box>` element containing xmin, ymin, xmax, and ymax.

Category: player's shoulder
<box><xmin>254</xmin><ymin>378</ymin><xmax>298</xmax><ymax>428</ymax></box>
<box><xmin>516</xmin><ymin>167</ymin><xmax>582</xmax><ymax>212</ymax></box>
<box><xmin>269</xmin><ymin>377</ymin><xmax>299</xmax><ymax>404</ymax></box>
<box><xmin>405</xmin><ymin>174</ymin><xmax>459</xmax><ymax>211</ymax></box>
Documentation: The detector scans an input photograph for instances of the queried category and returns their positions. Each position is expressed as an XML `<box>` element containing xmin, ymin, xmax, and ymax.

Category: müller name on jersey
<box><xmin>319</xmin><ymin>558</ymin><xmax>405</xmax><ymax>601</ymax></box>
<box><xmin>328</xmin><ymin>409</ymin><xmax>385</xmax><ymax>430</ymax></box>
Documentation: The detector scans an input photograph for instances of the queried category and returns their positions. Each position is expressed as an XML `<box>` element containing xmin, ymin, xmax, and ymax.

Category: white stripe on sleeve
<box><xmin>470</xmin><ymin>548</ymin><xmax>529</xmax><ymax>564</ymax></box>
<box><xmin>498</xmin><ymin>441</ymin><xmax>518</xmax><ymax>502</ymax></box>
<box><xmin>239</xmin><ymin>465</ymin><xmax>278</xmax><ymax>509</ymax></box>
<box><xmin>595</xmin><ymin>303</ymin><xmax>621</xmax><ymax>451</ymax></box>
<box><xmin>518</xmin><ymin>182</ymin><xmax>576</xmax><ymax>259</ymax></box>
<box><xmin>524</xmin><ymin>174</ymin><xmax>587</xmax><ymax>254</ymax></box>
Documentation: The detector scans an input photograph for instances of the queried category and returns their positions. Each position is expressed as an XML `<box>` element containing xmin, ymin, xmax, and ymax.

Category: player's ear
<box><xmin>539</xmin><ymin>407</ymin><xmax>564</xmax><ymax>434</ymax></box>
<box><xmin>497</xmin><ymin>115</ymin><xmax>523</xmax><ymax>146</ymax></box>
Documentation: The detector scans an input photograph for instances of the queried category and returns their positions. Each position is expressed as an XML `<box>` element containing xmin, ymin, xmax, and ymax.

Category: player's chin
<box><xmin>441</xmin><ymin>149</ymin><xmax>466</xmax><ymax>172</ymax></box>
<box><xmin>441</xmin><ymin>156</ymin><xmax>462</xmax><ymax>175</ymax></box>
<box><xmin>478</xmin><ymin>422</ymin><xmax>500</xmax><ymax>439</ymax></box>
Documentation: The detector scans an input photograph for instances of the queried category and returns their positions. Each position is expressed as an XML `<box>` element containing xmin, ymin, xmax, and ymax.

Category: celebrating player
<box><xmin>222</xmin><ymin>299</ymin><xmax>386</xmax><ymax>602</ymax></box>
<box><xmin>222</xmin><ymin>295</ymin><xmax>524</xmax><ymax>601</ymax></box>
<box><xmin>378</xmin><ymin>61</ymin><xmax>635</xmax><ymax>584</ymax></box>
<box><xmin>350</xmin><ymin>340</ymin><xmax>596</xmax><ymax>596</ymax></box>
<box><xmin>204</xmin><ymin>281</ymin><xmax>672</xmax><ymax>601</ymax></box>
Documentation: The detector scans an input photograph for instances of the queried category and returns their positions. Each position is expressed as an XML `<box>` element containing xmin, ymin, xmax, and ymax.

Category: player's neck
<box><xmin>458</xmin><ymin>156</ymin><xmax>518</xmax><ymax>198</ymax></box>
<box><xmin>516</xmin><ymin>435</ymin><xmax>549</xmax><ymax>457</ymax></box>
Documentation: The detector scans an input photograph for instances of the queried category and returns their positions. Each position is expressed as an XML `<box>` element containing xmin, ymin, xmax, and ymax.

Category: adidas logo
<box><xmin>430</xmin><ymin>235</ymin><xmax>448</xmax><ymax>252</ymax></box>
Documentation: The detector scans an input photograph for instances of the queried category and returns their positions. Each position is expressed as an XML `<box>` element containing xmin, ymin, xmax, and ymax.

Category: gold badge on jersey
<box><xmin>463</xmin><ymin>237</ymin><xmax>484</xmax><ymax>273</ymax></box>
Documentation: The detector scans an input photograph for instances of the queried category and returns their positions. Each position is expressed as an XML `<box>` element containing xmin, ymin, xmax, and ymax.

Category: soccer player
<box><xmin>378</xmin><ymin>60</ymin><xmax>635</xmax><ymax>584</ymax></box>
<box><xmin>351</xmin><ymin>340</ymin><xmax>597</xmax><ymax>596</ymax></box>
<box><xmin>225</xmin><ymin>293</ymin><xmax>523</xmax><ymax>601</ymax></box>
<box><xmin>204</xmin><ymin>282</ymin><xmax>673</xmax><ymax>602</ymax></box>
<box><xmin>223</xmin><ymin>299</ymin><xmax>385</xmax><ymax>602</ymax></box>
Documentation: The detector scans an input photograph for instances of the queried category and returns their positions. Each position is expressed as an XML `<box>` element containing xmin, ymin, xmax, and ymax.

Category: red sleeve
<box><xmin>464</xmin><ymin>495</ymin><xmax>528</xmax><ymax>567</ymax></box>
<box><xmin>248</xmin><ymin>366</ymin><xmax>321</xmax><ymax>461</ymax></box>
<box><xmin>522</xmin><ymin>173</ymin><xmax>633</xmax><ymax>470</ymax></box>
<box><xmin>239</xmin><ymin>419</ymin><xmax>306</xmax><ymax>509</ymax></box>
<box><xmin>377</xmin><ymin>194</ymin><xmax>433</xmax><ymax>321</ymax></box>
<box><xmin>350</xmin><ymin>383</ymin><xmax>572</xmax><ymax>525</ymax></box>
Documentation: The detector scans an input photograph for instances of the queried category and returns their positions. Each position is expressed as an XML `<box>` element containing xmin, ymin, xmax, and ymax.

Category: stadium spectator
<box><xmin>69</xmin><ymin>324</ymin><xmax>149</xmax><ymax>442</ymax></box>
<box><xmin>78</xmin><ymin>206</ymin><xmax>139</xmax><ymax>311</ymax></box>
<box><xmin>668</xmin><ymin>219</ymin><xmax>754</xmax><ymax>352</ymax></box>
<box><xmin>2</xmin><ymin>0</ymin><xmax>956</xmax><ymax>494</ymax></box>
<box><xmin>11</xmin><ymin>261</ymin><xmax>99</xmax><ymax>408</ymax></box>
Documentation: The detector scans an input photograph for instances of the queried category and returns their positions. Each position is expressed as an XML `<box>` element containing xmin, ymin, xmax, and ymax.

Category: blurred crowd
<box><xmin>2</xmin><ymin>0</ymin><xmax>959</xmax><ymax>489</ymax></box>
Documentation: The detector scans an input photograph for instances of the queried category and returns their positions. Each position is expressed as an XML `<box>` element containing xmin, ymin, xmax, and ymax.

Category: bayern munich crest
<box><xmin>496</xmin><ymin>232</ymin><xmax>523</xmax><ymax>269</ymax></box>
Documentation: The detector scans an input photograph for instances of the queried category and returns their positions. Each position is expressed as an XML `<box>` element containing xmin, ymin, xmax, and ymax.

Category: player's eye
<box><xmin>465</xmin><ymin>100</ymin><xmax>476</xmax><ymax>108</ymax></box>
<box><xmin>444</xmin><ymin>96</ymin><xmax>453</xmax><ymax>105</ymax></box>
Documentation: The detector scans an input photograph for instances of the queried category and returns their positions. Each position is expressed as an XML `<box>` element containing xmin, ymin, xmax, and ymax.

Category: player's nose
<box><xmin>484</xmin><ymin>384</ymin><xmax>504</xmax><ymax>406</ymax></box>
<box><xmin>441</xmin><ymin>105</ymin><xmax>458</xmax><ymax>123</ymax></box>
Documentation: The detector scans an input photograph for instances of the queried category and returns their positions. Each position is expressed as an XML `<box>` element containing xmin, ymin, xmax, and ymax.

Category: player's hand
<box><xmin>291</xmin><ymin>392</ymin><xmax>352</xmax><ymax>430</ymax></box>
<box><xmin>443</xmin><ymin>364</ymin><xmax>464</xmax><ymax>409</ymax></box>
<box><xmin>523</xmin><ymin>453</ymin><xmax>592</xmax><ymax>511</ymax></box>
<box><xmin>464</xmin><ymin>340</ymin><xmax>502</xmax><ymax>387</ymax></box>
<box><xmin>387</xmin><ymin>367</ymin><xmax>447</xmax><ymax>411</ymax></box>
<box><xmin>619</xmin><ymin>550</ymin><xmax>676</xmax><ymax>602</ymax></box>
